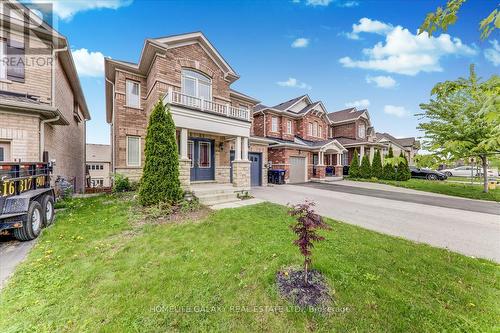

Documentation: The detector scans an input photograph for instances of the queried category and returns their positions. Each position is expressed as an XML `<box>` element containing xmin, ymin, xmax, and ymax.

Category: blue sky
<box><xmin>32</xmin><ymin>0</ymin><xmax>499</xmax><ymax>144</ymax></box>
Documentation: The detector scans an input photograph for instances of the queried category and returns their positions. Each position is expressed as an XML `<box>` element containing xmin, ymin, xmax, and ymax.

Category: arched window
<box><xmin>181</xmin><ymin>69</ymin><xmax>212</xmax><ymax>100</ymax></box>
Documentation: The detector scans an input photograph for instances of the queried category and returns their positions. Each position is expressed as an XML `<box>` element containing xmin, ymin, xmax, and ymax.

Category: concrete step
<box><xmin>202</xmin><ymin>197</ymin><xmax>241</xmax><ymax>206</ymax></box>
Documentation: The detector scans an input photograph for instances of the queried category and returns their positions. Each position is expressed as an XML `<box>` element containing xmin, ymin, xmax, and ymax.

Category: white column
<box><xmin>180</xmin><ymin>128</ymin><xmax>188</xmax><ymax>160</ymax></box>
<box><xmin>242</xmin><ymin>137</ymin><xmax>249</xmax><ymax>161</ymax></box>
<box><xmin>235</xmin><ymin>136</ymin><xmax>242</xmax><ymax>161</ymax></box>
<box><xmin>369</xmin><ymin>146</ymin><xmax>375</xmax><ymax>163</ymax></box>
<box><xmin>359</xmin><ymin>145</ymin><xmax>365</xmax><ymax>165</ymax></box>
<box><xmin>336</xmin><ymin>153</ymin><xmax>342</xmax><ymax>166</ymax></box>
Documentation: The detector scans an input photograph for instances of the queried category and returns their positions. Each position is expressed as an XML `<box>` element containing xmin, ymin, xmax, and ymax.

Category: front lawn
<box><xmin>348</xmin><ymin>177</ymin><xmax>500</xmax><ymax>202</ymax></box>
<box><xmin>0</xmin><ymin>195</ymin><xmax>498</xmax><ymax>332</ymax></box>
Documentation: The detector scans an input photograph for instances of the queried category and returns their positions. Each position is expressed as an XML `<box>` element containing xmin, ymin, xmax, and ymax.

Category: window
<box><xmin>181</xmin><ymin>69</ymin><xmax>212</xmax><ymax>100</ymax></box>
<box><xmin>188</xmin><ymin>140</ymin><xmax>194</xmax><ymax>168</ymax></box>
<box><xmin>271</xmin><ymin>117</ymin><xmax>278</xmax><ymax>132</ymax></box>
<box><xmin>308</xmin><ymin>122</ymin><xmax>313</xmax><ymax>135</ymax></box>
<box><xmin>126</xmin><ymin>80</ymin><xmax>140</xmax><ymax>108</ymax></box>
<box><xmin>127</xmin><ymin>136</ymin><xmax>141</xmax><ymax>166</ymax></box>
<box><xmin>91</xmin><ymin>179</ymin><xmax>104</xmax><ymax>188</ymax></box>
<box><xmin>358</xmin><ymin>124</ymin><xmax>366</xmax><ymax>138</ymax></box>
<box><xmin>286</xmin><ymin>120</ymin><xmax>292</xmax><ymax>134</ymax></box>
<box><xmin>0</xmin><ymin>147</ymin><xmax>3</xmax><ymax>162</ymax></box>
<box><xmin>6</xmin><ymin>39</ymin><xmax>25</xmax><ymax>82</ymax></box>
<box><xmin>0</xmin><ymin>40</ymin><xmax>5</xmax><ymax>79</ymax></box>
<box><xmin>199</xmin><ymin>142</ymin><xmax>211</xmax><ymax>168</ymax></box>
<box><xmin>318</xmin><ymin>125</ymin><xmax>322</xmax><ymax>138</ymax></box>
<box><xmin>313</xmin><ymin>122</ymin><xmax>318</xmax><ymax>137</ymax></box>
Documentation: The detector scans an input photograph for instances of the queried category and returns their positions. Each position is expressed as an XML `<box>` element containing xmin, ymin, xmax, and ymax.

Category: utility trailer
<box><xmin>0</xmin><ymin>162</ymin><xmax>55</xmax><ymax>241</ymax></box>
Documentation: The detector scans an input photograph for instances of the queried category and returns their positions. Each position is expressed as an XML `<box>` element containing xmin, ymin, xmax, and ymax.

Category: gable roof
<box><xmin>272</xmin><ymin>95</ymin><xmax>310</xmax><ymax>111</ymax></box>
<box><xmin>327</xmin><ymin>107</ymin><xmax>367</xmax><ymax>123</ymax></box>
<box><xmin>376</xmin><ymin>132</ymin><xmax>419</xmax><ymax>150</ymax></box>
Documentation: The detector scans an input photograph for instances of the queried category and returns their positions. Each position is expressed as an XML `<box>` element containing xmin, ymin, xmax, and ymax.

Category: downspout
<box><xmin>39</xmin><ymin>115</ymin><xmax>60</xmax><ymax>160</ymax></box>
<box><xmin>105</xmin><ymin>77</ymin><xmax>116</xmax><ymax>174</ymax></box>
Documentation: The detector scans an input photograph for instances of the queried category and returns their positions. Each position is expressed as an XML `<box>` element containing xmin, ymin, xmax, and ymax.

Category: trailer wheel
<box><xmin>42</xmin><ymin>195</ymin><xmax>55</xmax><ymax>227</ymax></box>
<box><xmin>13</xmin><ymin>201</ymin><xmax>43</xmax><ymax>241</ymax></box>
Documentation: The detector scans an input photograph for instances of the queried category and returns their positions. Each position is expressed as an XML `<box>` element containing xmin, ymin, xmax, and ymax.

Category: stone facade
<box><xmin>179</xmin><ymin>159</ymin><xmax>191</xmax><ymax>188</ymax></box>
<box><xmin>232</xmin><ymin>160</ymin><xmax>250</xmax><ymax>188</ymax></box>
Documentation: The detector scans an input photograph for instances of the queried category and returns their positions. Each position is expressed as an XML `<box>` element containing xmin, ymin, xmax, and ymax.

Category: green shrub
<box><xmin>139</xmin><ymin>101</ymin><xmax>183</xmax><ymax>206</ymax></box>
<box><xmin>382</xmin><ymin>163</ymin><xmax>395</xmax><ymax>180</ymax></box>
<box><xmin>359</xmin><ymin>155</ymin><xmax>371</xmax><ymax>178</ymax></box>
<box><xmin>113</xmin><ymin>173</ymin><xmax>132</xmax><ymax>193</ymax></box>
<box><xmin>396</xmin><ymin>152</ymin><xmax>411</xmax><ymax>181</ymax></box>
<box><xmin>348</xmin><ymin>149</ymin><xmax>360</xmax><ymax>178</ymax></box>
<box><xmin>371</xmin><ymin>150</ymin><xmax>383</xmax><ymax>178</ymax></box>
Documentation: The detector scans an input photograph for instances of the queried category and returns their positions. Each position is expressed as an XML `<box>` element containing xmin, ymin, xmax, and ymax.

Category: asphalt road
<box><xmin>0</xmin><ymin>235</ymin><xmax>35</xmax><ymax>289</ymax></box>
<box><xmin>252</xmin><ymin>183</ymin><xmax>500</xmax><ymax>262</ymax></box>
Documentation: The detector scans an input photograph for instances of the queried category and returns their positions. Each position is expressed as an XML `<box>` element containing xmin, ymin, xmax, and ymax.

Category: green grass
<box><xmin>0</xmin><ymin>195</ymin><xmax>499</xmax><ymax>332</ymax></box>
<box><xmin>348</xmin><ymin>177</ymin><xmax>500</xmax><ymax>202</ymax></box>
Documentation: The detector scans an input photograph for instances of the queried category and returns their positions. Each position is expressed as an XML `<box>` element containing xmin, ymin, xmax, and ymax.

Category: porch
<box><xmin>310</xmin><ymin>140</ymin><xmax>347</xmax><ymax>180</ymax></box>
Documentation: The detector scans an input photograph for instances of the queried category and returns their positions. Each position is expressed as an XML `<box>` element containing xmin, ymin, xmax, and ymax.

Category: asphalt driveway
<box><xmin>252</xmin><ymin>183</ymin><xmax>500</xmax><ymax>263</ymax></box>
<box><xmin>0</xmin><ymin>235</ymin><xmax>35</xmax><ymax>289</ymax></box>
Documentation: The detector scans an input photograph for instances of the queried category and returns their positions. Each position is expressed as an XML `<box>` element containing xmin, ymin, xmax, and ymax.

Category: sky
<box><xmin>26</xmin><ymin>0</ymin><xmax>499</xmax><ymax>144</ymax></box>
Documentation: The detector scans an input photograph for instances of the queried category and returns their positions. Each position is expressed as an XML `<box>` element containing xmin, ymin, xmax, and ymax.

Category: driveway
<box><xmin>0</xmin><ymin>235</ymin><xmax>35</xmax><ymax>289</ymax></box>
<box><xmin>252</xmin><ymin>183</ymin><xmax>500</xmax><ymax>263</ymax></box>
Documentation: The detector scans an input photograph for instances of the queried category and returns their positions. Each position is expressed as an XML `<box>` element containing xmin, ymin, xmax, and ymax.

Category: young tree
<box><xmin>419</xmin><ymin>0</ymin><xmax>499</xmax><ymax>40</ymax></box>
<box><xmin>288</xmin><ymin>201</ymin><xmax>331</xmax><ymax>285</ymax></box>
<box><xmin>382</xmin><ymin>147</ymin><xmax>396</xmax><ymax>180</ymax></box>
<box><xmin>348</xmin><ymin>149</ymin><xmax>360</xmax><ymax>178</ymax></box>
<box><xmin>139</xmin><ymin>100</ymin><xmax>183</xmax><ymax>206</ymax></box>
<box><xmin>418</xmin><ymin>65</ymin><xmax>500</xmax><ymax>192</ymax></box>
<box><xmin>359</xmin><ymin>154</ymin><xmax>371</xmax><ymax>178</ymax></box>
<box><xmin>396</xmin><ymin>152</ymin><xmax>411</xmax><ymax>181</ymax></box>
<box><xmin>371</xmin><ymin>149</ymin><xmax>383</xmax><ymax>178</ymax></box>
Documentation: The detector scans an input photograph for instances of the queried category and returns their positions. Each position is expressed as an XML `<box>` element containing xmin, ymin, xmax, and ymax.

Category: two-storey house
<box><xmin>375</xmin><ymin>132</ymin><xmax>420</xmax><ymax>165</ymax></box>
<box><xmin>105</xmin><ymin>32</ymin><xmax>266</xmax><ymax>190</ymax></box>
<box><xmin>0</xmin><ymin>0</ymin><xmax>90</xmax><ymax>192</ymax></box>
<box><xmin>252</xmin><ymin>95</ymin><xmax>346</xmax><ymax>183</ymax></box>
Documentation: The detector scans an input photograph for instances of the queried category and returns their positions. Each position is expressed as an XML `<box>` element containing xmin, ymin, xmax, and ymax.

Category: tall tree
<box><xmin>396</xmin><ymin>152</ymin><xmax>411</xmax><ymax>181</ymax></box>
<box><xmin>382</xmin><ymin>147</ymin><xmax>396</xmax><ymax>180</ymax></box>
<box><xmin>348</xmin><ymin>149</ymin><xmax>360</xmax><ymax>178</ymax></box>
<box><xmin>371</xmin><ymin>149</ymin><xmax>383</xmax><ymax>179</ymax></box>
<box><xmin>359</xmin><ymin>154</ymin><xmax>371</xmax><ymax>179</ymax></box>
<box><xmin>139</xmin><ymin>101</ymin><xmax>183</xmax><ymax>206</ymax></box>
<box><xmin>419</xmin><ymin>0</ymin><xmax>499</xmax><ymax>40</ymax></box>
<box><xmin>418</xmin><ymin>65</ymin><xmax>500</xmax><ymax>193</ymax></box>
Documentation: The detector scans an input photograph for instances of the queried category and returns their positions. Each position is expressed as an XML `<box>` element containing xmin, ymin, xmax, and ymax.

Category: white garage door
<box><xmin>289</xmin><ymin>156</ymin><xmax>306</xmax><ymax>183</ymax></box>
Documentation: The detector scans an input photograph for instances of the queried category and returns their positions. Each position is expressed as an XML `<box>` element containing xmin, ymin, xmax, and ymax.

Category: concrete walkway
<box><xmin>252</xmin><ymin>184</ymin><xmax>500</xmax><ymax>262</ymax></box>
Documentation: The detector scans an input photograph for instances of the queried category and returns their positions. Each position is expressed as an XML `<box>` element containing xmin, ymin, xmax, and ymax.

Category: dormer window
<box><xmin>358</xmin><ymin>124</ymin><xmax>366</xmax><ymax>138</ymax></box>
<box><xmin>181</xmin><ymin>69</ymin><xmax>211</xmax><ymax>101</ymax></box>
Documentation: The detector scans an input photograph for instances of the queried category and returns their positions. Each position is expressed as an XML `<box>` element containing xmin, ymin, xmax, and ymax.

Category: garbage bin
<box><xmin>268</xmin><ymin>169</ymin><xmax>286</xmax><ymax>184</ymax></box>
<box><xmin>488</xmin><ymin>179</ymin><xmax>497</xmax><ymax>190</ymax></box>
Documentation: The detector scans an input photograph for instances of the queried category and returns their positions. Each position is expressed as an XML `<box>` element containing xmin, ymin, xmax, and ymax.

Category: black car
<box><xmin>409</xmin><ymin>166</ymin><xmax>447</xmax><ymax>180</ymax></box>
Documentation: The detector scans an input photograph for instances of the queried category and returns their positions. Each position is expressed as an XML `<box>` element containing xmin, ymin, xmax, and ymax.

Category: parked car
<box><xmin>440</xmin><ymin>165</ymin><xmax>478</xmax><ymax>177</ymax></box>
<box><xmin>409</xmin><ymin>166</ymin><xmax>447</xmax><ymax>180</ymax></box>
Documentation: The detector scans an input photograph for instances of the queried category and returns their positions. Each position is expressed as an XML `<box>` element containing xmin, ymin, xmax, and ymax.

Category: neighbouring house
<box><xmin>375</xmin><ymin>132</ymin><xmax>420</xmax><ymax>165</ymax></box>
<box><xmin>86</xmin><ymin>144</ymin><xmax>111</xmax><ymax>188</ymax></box>
<box><xmin>105</xmin><ymin>32</ymin><xmax>265</xmax><ymax>189</ymax></box>
<box><xmin>0</xmin><ymin>0</ymin><xmax>91</xmax><ymax>192</ymax></box>
<box><xmin>252</xmin><ymin>95</ymin><xmax>347</xmax><ymax>183</ymax></box>
<box><xmin>253</xmin><ymin>96</ymin><xmax>419</xmax><ymax>182</ymax></box>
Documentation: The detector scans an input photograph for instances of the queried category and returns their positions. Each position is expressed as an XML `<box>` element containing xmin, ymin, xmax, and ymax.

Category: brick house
<box><xmin>0</xmin><ymin>1</ymin><xmax>91</xmax><ymax>192</ymax></box>
<box><xmin>375</xmin><ymin>132</ymin><xmax>420</xmax><ymax>165</ymax></box>
<box><xmin>105</xmin><ymin>32</ymin><xmax>266</xmax><ymax>189</ymax></box>
<box><xmin>252</xmin><ymin>95</ymin><xmax>347</xmax><ymax>183</ymax></box>
<box><xmin>86</xmin><ymin>144</ymin><xmax>111</xmax><ymax>188</ymax></box>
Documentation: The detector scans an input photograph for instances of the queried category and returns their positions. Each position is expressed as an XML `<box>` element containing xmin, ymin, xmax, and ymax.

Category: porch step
<box><xmin>191</xmin><ymin>184</ymin><xmax>246</xmax><ymax>206</ymax></box>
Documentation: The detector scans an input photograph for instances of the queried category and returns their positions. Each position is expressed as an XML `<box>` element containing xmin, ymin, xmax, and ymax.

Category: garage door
<box><xmin>289</xmin><ymin>156</ymin><xmax>306</xmax><ymax>183</ymax></box>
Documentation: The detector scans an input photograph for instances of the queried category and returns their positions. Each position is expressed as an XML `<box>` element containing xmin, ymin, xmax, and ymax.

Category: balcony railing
<box><xmin>163</xmin><ymin>87</ymin><xmax>250</xmax><ymax>121</ymax></box>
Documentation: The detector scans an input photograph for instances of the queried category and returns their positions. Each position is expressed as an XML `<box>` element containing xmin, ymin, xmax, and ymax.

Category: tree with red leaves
<box><xmin>288</xmin><ymin>201</ymin><xmax>331</xmax><ymax>285</ymax></box>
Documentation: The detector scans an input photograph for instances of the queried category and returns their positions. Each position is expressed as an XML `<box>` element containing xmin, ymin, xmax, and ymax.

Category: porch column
<box><xmin>318</xmin><ymin>151</ymin><xmax>324</xmax><ymax>166</ymax></box>
<box><xmin>235</xmin><ymin>136</ymin><xmax>242</xmax><ymax>161</ymax></box>
<box><xmin>369</xmin><ymin>146</ymin><xmax>375</xmax><ymax>163</ymax></box>
<box><xmin>336</xmin><ymin>153</ymin><xmax>342</xmax><ymax>166</ymax></box>
<box><xmin>180</xmin><ymin>128</ymin><xmax>188</xmax><ymax>160</ymax></box>
<box><xmin>359</xmin><ymin>145</ymin><xmax>365</xmax><ymax>165</ymax></box>
<box><xmin>242</xmin><ymin>137</ymin><xmax>249</xmax><ymax>161</ymax></box>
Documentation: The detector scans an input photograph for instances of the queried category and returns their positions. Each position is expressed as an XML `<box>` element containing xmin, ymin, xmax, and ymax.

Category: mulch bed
<box><xmin>276</xmin><ymin>267</ymin><xmax>333</xmax><ymax>309</ymax></box>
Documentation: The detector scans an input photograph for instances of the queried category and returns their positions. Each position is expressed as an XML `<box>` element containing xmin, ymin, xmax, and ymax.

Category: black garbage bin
<box><xmin>268</xmin><ymin>169</ymin><xmax>286</xmax><ymax>184</ymax></box>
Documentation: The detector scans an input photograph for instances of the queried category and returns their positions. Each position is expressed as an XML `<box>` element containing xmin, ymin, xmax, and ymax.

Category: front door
<box><xmin>188</xmin><ymin>138</ymin><xmax>215</xmax><ymax>181</ymax></box>
<box><xmin>249</xmin><ymin>152</ymin><xmax>262</xmax><ymax>186</ymax></box>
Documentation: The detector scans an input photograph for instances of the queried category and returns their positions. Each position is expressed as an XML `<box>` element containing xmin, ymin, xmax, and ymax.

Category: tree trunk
<box><xmin>304</xmin><ymin>260</ymin><xmax>309</xmax><ymax>285</ymax></box>
<box><xmin>481</xmin><ymin>155</ymin><xmax>488</xmax><ymax>193</ymax></box>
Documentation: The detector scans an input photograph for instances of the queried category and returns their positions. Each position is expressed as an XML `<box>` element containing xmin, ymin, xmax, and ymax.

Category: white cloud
<box><xmin>306</xmin><ymin>0</ymin><xmax>333</xmax><ymax>6</ymax></box>
<box><xmin>291</xmin><ymin>38</ymin><xmax>310</xmax><ymax>48</ymax></box>
<box><xmin>25</xmin><ymin>0</ymin><xmax>132</xmax><ymax>21</ymax></box>
<box><xmin>277</xmin><ymin>77</ymin><xmax>312</xmax><ymax>90</ymax></box>
<box><xmin>72</xmin><ymin>48</ymin><xmax>105</xmax><ymax>77</ymax></box>
<box><xmin>345</xmin><ymin>99</ymin><xmax>370</xmax><ymax>109</ymax></box>
<box><xmin>384</xmin><ymin>105</ymin><xmax>407</xmax><ymax>117</ymax></box>
<box><xmin>340</xmin><ymin>18</ymin><xmax>477</xmax><ymax>75</ymax></box>
<box><xmin>484</xmin><ymin>40</ymin><xmax>500</xmax><ymax>66</ymax></box>
<box><xmin>366</xmin><ymin>75</ymin><xmax>397</xmax><ymax>88</ymax></box>
<box><xmin>339</xmin><ymin>1</ymin><xmax>359</xmax><ymax>7</ymax></box>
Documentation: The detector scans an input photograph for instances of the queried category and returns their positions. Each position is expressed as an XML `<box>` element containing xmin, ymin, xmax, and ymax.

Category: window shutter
<box><xmin>7</xmin><ymin>39</ymin><xmax>25</xmax><ymax>82</ymax></box>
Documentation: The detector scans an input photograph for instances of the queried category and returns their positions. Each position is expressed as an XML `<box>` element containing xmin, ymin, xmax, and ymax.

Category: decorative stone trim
<box><xmin>179</xmin><ymin>158</ymin><xmax>191</xmax><ymax>189</ymax></box>
<box><xmin>231</xmin><ymin>160</ymin><xmax>250</xmax><ymax>189</ymax></box>
<box><xmin>177</xmin><ymin>58</ymin><xmax>215</xmax><ymax>77</ymax></box>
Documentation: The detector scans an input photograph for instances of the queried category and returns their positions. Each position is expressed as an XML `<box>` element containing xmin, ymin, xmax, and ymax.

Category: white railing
<box><xmin>164</xmin><ymin>87</ymin><xmax>250</xmax><ymax>121</ymax></box>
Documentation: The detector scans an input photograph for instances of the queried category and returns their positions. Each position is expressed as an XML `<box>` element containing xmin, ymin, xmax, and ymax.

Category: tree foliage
<box><xmin>371</xmin><ymin>150</ymin><xmax>383</xmax><ymax>178</ymax></box>
<box><xmin>396</xmin><ymin>152</ymin><xmax>411</xmax><ymax>181</ymax></box>
<box><xmin>139</xmin><ymin>101</ymin><xmax>183</xmax><ymax>206</ymax></box>
<box><xmin>348</xmin><ymin>149</ymin><xmax>360</xmax><ymax>178</ymax></box>
<box><xmin>419</xmin><ymin>0</ymin><xmax>499</xmax><ymax>40</ymax></box>
<box><xmin>288</xmin><ymin>201</ymin><xmax>331</xmax><ymax>285</ymax></box>
<box><xmin>382</xmin><ymin>147</ymin><xmax>397</xmax><ymax>180</ymax></box>
<box><xmin>359</xmin><ymin>154</ymin><xmax>371</xmax><ymax>178</ymax></box>
<box><xmin>418</xmin><ymin>65</ymin><xmax>500</xmax><ymax>192</ymax></box>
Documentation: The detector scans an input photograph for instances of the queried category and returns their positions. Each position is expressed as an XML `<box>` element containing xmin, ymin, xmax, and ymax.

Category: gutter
<box><xmin>105</xmin><ymin>77</ymin><xmax>116</xmax><ymax>174</ymax></box>
<box><xmin>39</xmin><ymin>115</ymin><xmax>60</xmax><ymax>160</ymax></box>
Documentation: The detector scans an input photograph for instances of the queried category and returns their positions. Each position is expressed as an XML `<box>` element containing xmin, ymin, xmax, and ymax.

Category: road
<box><xmin>252</xmin><ymin>182</ymin><xmax>500</xmax><ymax>263</ymax></box>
